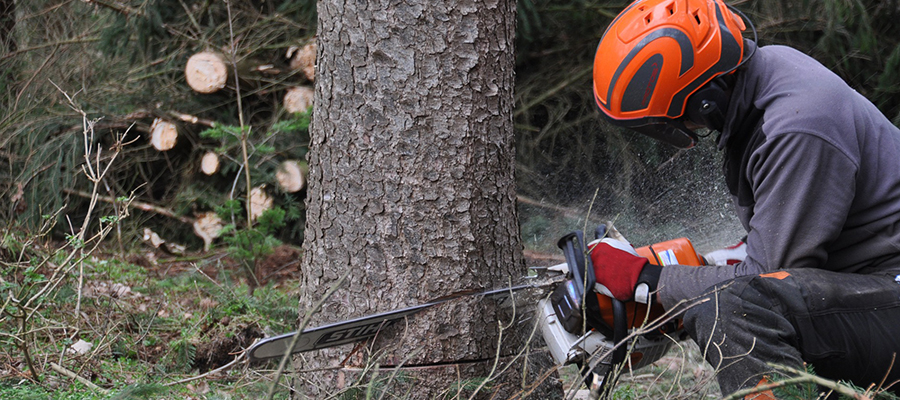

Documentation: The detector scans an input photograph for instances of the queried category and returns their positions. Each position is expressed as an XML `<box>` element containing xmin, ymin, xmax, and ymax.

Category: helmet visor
<box><xmin>630</xmin><ymin>121</ymin><xmax>698</xmax><ymax>149</ymax></box>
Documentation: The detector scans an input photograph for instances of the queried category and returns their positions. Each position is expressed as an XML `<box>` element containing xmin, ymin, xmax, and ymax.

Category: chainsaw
<box><xmin>246</xmin><ymin>224</ymin><xmax>706</xmax><ymax>396</ymax></box>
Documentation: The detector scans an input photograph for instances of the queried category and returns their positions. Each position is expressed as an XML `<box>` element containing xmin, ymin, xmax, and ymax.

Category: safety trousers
<box><xmin>683</xmin><ymin>268</ymin><xmax>900</xmax><ymax>397</ymax></box>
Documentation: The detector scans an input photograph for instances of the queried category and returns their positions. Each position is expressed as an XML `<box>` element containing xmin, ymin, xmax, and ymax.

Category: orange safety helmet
<box><xmin>593</xmin><ymin>0</ymin><xmax>754</xmax><ymax>148</ymax></box>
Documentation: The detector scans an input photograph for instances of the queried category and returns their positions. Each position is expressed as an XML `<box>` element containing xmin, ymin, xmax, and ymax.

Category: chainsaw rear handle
<box><xmin>610</xmin><ymin>297</ymin><xmax>628</xmax><ymax>365</ymax></box>
<box><xmin>551</xmin><ymin>225</ymin><xmax>624</xmax><ymax>338</ymax></box>
<box><xmin>592</xmin><ymin>225</ymin><xmax>628</xmax><ymax>365</ymax></box>
<box><xmin>558</xmin><ymin>230</ymin><xmax>596</xmax><ymax>297</ymax></box>
<box><xmin>553</xmin><ymin>229</ymin><xmax>608</xmax><ymax>335</ymax></box>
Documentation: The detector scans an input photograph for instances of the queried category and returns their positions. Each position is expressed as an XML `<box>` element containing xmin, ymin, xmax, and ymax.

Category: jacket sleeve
<box><xmin>658</xmin><ymin>132</ymin><xmax>858</xmax><ymax>309</ymax></box>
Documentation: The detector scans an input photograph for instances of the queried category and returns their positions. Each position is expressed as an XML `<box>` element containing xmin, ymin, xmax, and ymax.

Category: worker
<box><xmin>588</xmin><ymin>0</ymin><xmax>900</xmax><ymax>397</ymax></box>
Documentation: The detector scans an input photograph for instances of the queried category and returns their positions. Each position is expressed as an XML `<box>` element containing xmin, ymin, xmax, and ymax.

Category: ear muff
<box><xmin>685</xmin><ymin>78</ymin><xmax>730</xmax><ymax>131</ymax></box>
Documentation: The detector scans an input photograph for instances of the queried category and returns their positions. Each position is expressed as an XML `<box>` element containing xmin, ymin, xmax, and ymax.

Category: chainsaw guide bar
<box><xmin>246</xmin><ymin>283</ymin><xmax>544</xmax><ymax>361</ymax></box>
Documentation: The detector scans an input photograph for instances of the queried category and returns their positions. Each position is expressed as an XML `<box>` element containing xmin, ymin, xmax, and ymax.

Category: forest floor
<box><xmin>0</xmin><ymin>239</ymin><xmax>722</xmax><ymax>399</ymax></box>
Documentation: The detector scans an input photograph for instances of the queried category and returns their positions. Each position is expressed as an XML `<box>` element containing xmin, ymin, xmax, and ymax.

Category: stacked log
<box><xmin>193</xmin><ymin>211</ymin><xmax>224</xmax><ymax>252</ymax></box>
<box><xmin>283</xmin><ymin>86</ymin><xmax>314</xmax><ymax>113</ymax></box>
<box><xmin>200</xmin><ymin>152</ymin><xmax>219</xmax><ymax>175</ymax></box>
<box><xmin>288</xmin><ymin>41</ymin><xmax>316</xmax><ymax>82</ymax></box>
<box><xmin>276</xmin><ymin>160</ymin><xmax>308</xmax><ymax>193</ymax></box>
<box><xmin>149</xmin><ymin>118</ymin><xmax>178</xmax><ymax>151</ymax></box>
<box><xmin>249</xmin><ymin>185</ymin><xmax>273</xmax><ymax>221</ymax></box>
<box><xmin>185</xmin><ymin>51</ymin><xmax>229</xmax><ymax>94</ymax></box>
<box><xmin>146</xmin><ymin>43</ymin><xmax>317</xmax><ymax>249</ymax></box>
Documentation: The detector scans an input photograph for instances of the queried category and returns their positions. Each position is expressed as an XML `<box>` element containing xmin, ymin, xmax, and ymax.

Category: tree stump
<box><xmin>185</xmin><ymin>51</ymin><xmax>229</xmax><ymax>94</ymax></box>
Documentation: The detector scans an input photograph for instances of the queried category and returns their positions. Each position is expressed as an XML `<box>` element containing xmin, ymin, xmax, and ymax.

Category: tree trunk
<box><xmin>296</xmin><ymin>0</ymin><xmax>560</xmax><ymax>398</ymax></box>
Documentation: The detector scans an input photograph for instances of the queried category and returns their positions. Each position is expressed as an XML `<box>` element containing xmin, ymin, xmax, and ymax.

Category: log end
<box><xmin>276</xmin><ymin>160</ymin><xmax>308</xmax><ymax>193</ymax></box>
<box><xmin>185</xmin><ymin>51</ymin><xmax>229</xmax><ymax>94</ymax></box>
<box><xmin>193</xmin><ymin>211</ymin><xmax>223</xmax><ymax>252</ymax></box>
<box><xmin>289</xmin><ymin>41</ymin><xmax>316</xmax><ymax>82</ymax></box>
<box><xmin>249</xmin><ymin>185</ymin><xmax>273</xmax><ymax>221</ymax></box>
<box><xmin>150</xmin><ymin>118</ymin><xmax>178</xmax><ymax>151</ymax></box>
<box><xmin>284</xmin><ymin>86</ymin><xmax>314</xmax><ymax>114</ymax></box>
<box><xmin>200</xmin><ymin>151</ymin><xmax>220</xmax><ymax>175</ymax></box>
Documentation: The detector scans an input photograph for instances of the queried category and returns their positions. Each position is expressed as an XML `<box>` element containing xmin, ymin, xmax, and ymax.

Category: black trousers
<box><xmin>683</xmin><ymin>268</ymin><xmax>900</xmax><ymax>396</ymax></box>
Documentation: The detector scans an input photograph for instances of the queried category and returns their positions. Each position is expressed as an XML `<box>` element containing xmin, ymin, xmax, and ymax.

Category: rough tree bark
<box><xmin>296</xmin><ymin>0</ymin><xmax>560</xmax><ymax>398</ymax></box>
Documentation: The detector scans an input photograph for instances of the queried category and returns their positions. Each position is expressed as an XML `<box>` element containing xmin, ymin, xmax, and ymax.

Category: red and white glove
<box><xmin>589</xmin><ymin>235</ymin><xmax>662</xmax><ymax>302</ymax></box>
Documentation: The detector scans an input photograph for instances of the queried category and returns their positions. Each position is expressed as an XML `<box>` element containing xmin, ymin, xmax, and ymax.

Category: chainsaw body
<box><xmin>540</xmin><ymin>228</ymin><xmax>705</xmax><ymax>392</ymax></box>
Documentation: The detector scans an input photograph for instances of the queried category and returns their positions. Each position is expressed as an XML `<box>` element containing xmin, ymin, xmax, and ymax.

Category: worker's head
<box><xmin>592</xmin><ymin>0</ymin><xmax>754</xmax><ymax>148</ymax></box>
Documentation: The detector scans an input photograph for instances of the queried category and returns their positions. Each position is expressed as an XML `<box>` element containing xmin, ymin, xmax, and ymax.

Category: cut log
<box><xmin>284</xmin><ymin>86</ymin><xmax>314</xmax><ymax>113</ymax></box>
<box><xmin>249</xmin><ymin>185</ymin><xmax>273</xmax><ymax>221</ymax></box>
<box><xmin>185</xmin><ymin>51</ymin><xmax>229</xmax><ymax>94</ymax></box>
<box><xmin>275</xmin><ymin>160</ymin><xmax>308</xmax><ymax>193</ymax></box>
<box><xmin>149</xmin><ymin>118</ymin><xmax>178</xmax><ymax>151</ymax></box>
<box><xmin>193</xmin><ymin>211</ymin><xmax>223</xmax><ymax>252</ymax></box>
<box><xmin>200</xmin><ymin>151</ymin><xmax>219</xmax><ymax>175</ymax></box>
<box><xmin>288</xmin><ymin>41</ymin><xmax>316</xmax><ymax>82</ymax></box>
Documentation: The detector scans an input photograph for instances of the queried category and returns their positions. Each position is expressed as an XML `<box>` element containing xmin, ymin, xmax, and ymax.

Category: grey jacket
<box><xmin>659</xmin><ymin>43</ymin><xmax>900</xmax><ymax>309</ymax></box>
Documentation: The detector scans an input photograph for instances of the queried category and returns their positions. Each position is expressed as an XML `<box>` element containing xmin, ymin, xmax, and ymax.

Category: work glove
<box><xmin>589</xmin><ymin>229</ymin><xmax>662</xmax><ymax>302</ymax></box>
<box><xmin>704</xmin><ymin>239</ymin><xmax>747</xmax><ymax>266</ymax></box>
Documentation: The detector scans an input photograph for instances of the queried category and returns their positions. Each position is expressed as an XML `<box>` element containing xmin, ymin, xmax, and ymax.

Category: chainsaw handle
<box><xmin>611</xmin><ymin>298</ymin><xmax>628</xmax><ymax>365</ymax></box>
<box><xmin>557</xmin><ymin>230</ymin><xmax>596</xmax><ymax>299</ymax></box>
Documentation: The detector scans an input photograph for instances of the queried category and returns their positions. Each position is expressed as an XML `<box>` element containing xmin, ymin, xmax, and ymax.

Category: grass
<box><xmin>5</xmin><ymin>237</ymin><xmax>899</xmax><ymax>399</ymax></box>
<box><xmin>0</xmin><ymin>231</ymin><xmax>303</xmax><ymax>399</ymax></box>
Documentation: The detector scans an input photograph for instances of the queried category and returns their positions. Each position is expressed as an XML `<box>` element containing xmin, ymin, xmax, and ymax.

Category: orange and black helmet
<box><xmin>593</xmin><ymin>0</ymin><xmax>754</xmax><ymax>148</ymax></box>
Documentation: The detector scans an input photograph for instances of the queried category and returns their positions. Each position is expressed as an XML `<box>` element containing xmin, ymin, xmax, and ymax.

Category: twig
<box><xmin>871</xmin><ymin>353</ymin><xmax>896</xmax><ymax>395</ymax></box>
<box><xmin>13</xmin><ymin>44</ymin><xmax>59</xmax><ymax>112</ymax></box>
<box><xmin>163</xmin><ymin>352</ymin><xmax>246</xmax><ymax>387</ymax></box>
<box><xmin>169</xmin><ymin>110</ymin><xmax>217</xmax><ymax>127</ymax></box>
<box><xmin>223</xmin><ymin>0</ymin><xmax>253</xmax><ymax>225</ymax></box>
<box><xmin>62</xmin><ymin>188</ymin><xmax>194</xmax><ymax>224</ymax></box>
<box><xmin>721</xmin><ymin>364</ymin><xmax>873</xmax><ymax>400</ymax></box>
<box><xmin>81</xmin><ymin>0</ymin><xmax>143</xmax><ymax>16</ymax></box>
<box><xmin>49</xmin><ymin>362</ymin><xmax>110</xmax><ymax>395</ymax></box>
<box><xmin>265</xmin><ymin>271</ymin><xmax>350</xmax><ymax>400</ymax></box>
<box><xmin>0</xmin><ymin>37</ymin><xmax>100</xmax><ymax>62</ymax></box>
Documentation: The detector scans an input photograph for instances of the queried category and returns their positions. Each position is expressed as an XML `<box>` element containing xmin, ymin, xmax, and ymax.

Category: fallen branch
<box><xmin>50</xmin><ymin>362</ymin><xmax>110</xmax><ymax>395</ymax></box>
<box><xmin>63</xmin><ymin>189</ymin><xmax>194</xmax><ymax>224</ymax></box>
